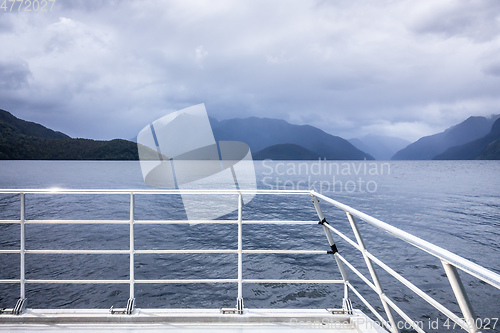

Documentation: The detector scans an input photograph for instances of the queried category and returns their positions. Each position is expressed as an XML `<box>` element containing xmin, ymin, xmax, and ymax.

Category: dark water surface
<box><xmin>0</xmin><ymin>160</ymin><xmax>499</xmax><ymax>332</ymax></box>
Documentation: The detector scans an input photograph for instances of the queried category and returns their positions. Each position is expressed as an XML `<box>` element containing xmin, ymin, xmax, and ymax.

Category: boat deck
<box><xmin>0</xmin><ymin>308</ymin><xmax>386</xmax><ymax>332</ymax></box>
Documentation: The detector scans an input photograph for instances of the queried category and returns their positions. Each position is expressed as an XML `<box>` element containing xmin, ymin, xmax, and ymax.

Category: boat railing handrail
<box><xmin>0</xmin><ymin>189</ymin><xmax>499</xmax><ymax>333</ymax></box>
<box><xmin>0</xmin><ymin>187</ymin><xmax>497</xmax><ymax>285</ymax></box>
<box><xmin>0</xmin><ymin>189</ymin><xmax>311</xmax><ymax>195</ymax></box>
<box><xmin>0</xmin><ymin>189</ymin><xmax>340</xmax><ymax>318</ymax></box>
<box><xmin>312</xmin><ymin>192</ymin><xmax>500</xmax><ymax>290</ymax></box>
<box><xmin>310</xmin><ymin>190</ymin><xmax>500</xmax><ymax>333</ymax></box>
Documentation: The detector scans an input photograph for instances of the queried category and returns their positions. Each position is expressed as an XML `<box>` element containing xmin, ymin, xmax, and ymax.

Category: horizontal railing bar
<box><xmin>135</xmin><ymin>220</ymin><xmax>237</xmax><ymax>225</ymax></box>
<box><xmin>0</xmin><ymin>250</ymin><xmax>20</xmax><ymax>254</ymax></box>
<box><xmin>323</xmin><ymin>224</ymin><xmax>362</xmax><ymax>251</ymax></box>
<box><xmin>135</xmin><ymin>249</ymin><xmax>237</xmax><ymax>254</ymax></box>
<box><xmin>25</xmin><ymin>279</ymin><xmax>129</xmax><ymax>284</ymax></box>
<box><xmin>336</xmin><ymin>254</ymin><xmax>378</xmax><ymax>292</ymax></box>
<box><xmin>134</xmin><ymin>279</ymin><xmax>238</xmax><ymax>284</ymax></box>
<box><xmin>25</xmin><ymin>250</ymin><xmax>129</xmax><ymax>254</ymax></box>
<box><xmin>243</xmin><ymin>279</ymin><xmax>344</xmax><ymax>284</ymax></box>
<box><xmin>243</xmin><ymin>250</ymin><xmax>328</xmax><ymax>254</ymax></box>
<box><xmin>8</xmin><ymin>249</ymin><xmax>330</xmax><ymax>255</ymax></box>
<box><xmin>0</xmin><ymin>190</ymin><xmax>141</xmax><ymax>195</ymax></box>
<box><xmin>0</xmin><ymin>189</ymin><xmax>312</xmax><ymax>195</ymax></box>
<box><xmin>25</xmin><ymin>220</ymin><xmax>129</xmax><ymax>225</ymax></box>
<box><xmin>21</xmin><ymin>279</ymin><xmax>239</xmax><ymax>284</ymax></box>
<box><xmin>346</xmin><ymin>282</ymin><xmax>391</xmax><ymax>331</ymax></box>
<box><xmin>242</xmin><ymin>221</ymin><xmax>319</xmax><ymax>225</ymax></box>
<box><xmin>0</xmin><ymin>219</ymin><xmax>319</xmax><ymax>225</ymax></box>
<box><xmin>13</xmin><ymin>278</ymin><xmax>345</xmax><ymax>284</ymax></box>
<box><xmin>313</xmin><ymin>191</ymin><xmax>500</xmax><ymax>289</ymax></box>
<box><xmin>365</xmin><ymin>249</ymin><xmax>468</xmax><ymax>328</ymax></box>
<box><xmin>137</xmin><ymin>220</ymin><xmax>318</xmax><ymax>225</ymax></box>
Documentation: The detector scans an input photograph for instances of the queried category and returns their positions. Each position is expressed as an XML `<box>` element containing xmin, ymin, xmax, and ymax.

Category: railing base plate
<box><xmin>109</xmin><ymin>298</ymin><xmax>135</xmax><ymax>315</ymax></box>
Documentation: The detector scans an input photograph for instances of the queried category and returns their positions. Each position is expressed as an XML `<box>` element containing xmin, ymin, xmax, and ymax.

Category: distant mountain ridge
<box><xmin>211</xmin><ymin>117</ymin><xmax>374</xmax><ymax>160</ymax></box>
<box><xmin>0</xmin><ymin>109</ymin><xmax>139</xmax><ymax>160</ymax></box>
<box><xmin>434</xmin><ymin>117</ymin><xmax>500</xmax><ymax>160</ymax></box>
<box><xmin>4</xmin><ymin>107</ymin><xmax>499</xmax><ymax>161</ymax></box>
<box><xmin>1</xmin><ymin>109</ymin><xmax>372</xmax><ymax>160</ymax></box>
<box><xmin>391</xmin><ymin>115</ymin><xmax>500</xmax><ymax>160</ymax></box>
<box><xmin>349</xmin><ymin>135</ymin><xmax>410</xmax><ymax>160</ymax></box>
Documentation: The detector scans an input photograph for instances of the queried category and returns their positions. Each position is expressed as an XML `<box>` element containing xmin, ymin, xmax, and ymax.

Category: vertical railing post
<box><xmin>20</xmin><ymin>193</ymin><xmax>25</xmax><ymax>300</ymax></box>
<box><xmin>311</xmin><ymin>194</ymin><xmax>351</xmax><ymax>313</ymax></box>
<box><xmin>13</xmin><ymin>192</ymin><xmax>27</xmax><ymax>315</ymax></box>
<box><xmin>346</xmin><ymin>212</ymin><xmax>399</xmax><ymax>333</ymax></box>
<box><xmin>236</xmin><ymin>192</ymin><xmax>244</xmax><ymax>314</ymax></box>
<box><xmin>126</xmin><ymin>192</ymin><xmax>136</xmax><ymax>314</ymax></box>
<box><xmin>442</xmin><ymin>261</ymin><xmax>478</xmax><ymax>333</ymax></box>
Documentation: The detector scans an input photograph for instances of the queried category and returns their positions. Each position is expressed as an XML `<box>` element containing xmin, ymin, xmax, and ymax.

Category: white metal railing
<box><xmin>0</xmin><ymin>189</ymin><xmax>499</xmax><ymax>333</ymax></box>
<box><xmin>311</xmin><ymin>192</ymin><xmax>500</xmax><ymax>333</ymax></box>
<box><xmin>0</xmin><ymin>189</ymin><xmax>340</xmax><ymax>316</ymax></box>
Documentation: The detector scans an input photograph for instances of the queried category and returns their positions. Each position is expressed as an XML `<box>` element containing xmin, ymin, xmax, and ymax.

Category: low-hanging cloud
<box><xmin>0</xmin><ymin>59</ymin><xmax>32</xmax><ymax>90</ymax></box>
<box><xmin>409</xmin><ymin>0</ymin><xmax>500</xmax><ymax>43</ymax></box>
<box><xmin>0</xmin><ymin>0</ymin><xmax>499</xmax><ymax>142</ymax></box>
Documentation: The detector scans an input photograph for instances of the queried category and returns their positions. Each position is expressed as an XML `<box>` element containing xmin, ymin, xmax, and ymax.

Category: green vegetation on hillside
<box><xmin>0</xmin><ymin>108</ymin><xmax>139</xmax><ymax>160</ymax></box>
<box><xmin>477</xmin><ymin>139</ymin><xmax>500</xmax><ymax>160</ymax></box>
<box><xmin>253</xmin><ymin>143</ymin><xmax>321</xmax><ymax>160</ymax></box>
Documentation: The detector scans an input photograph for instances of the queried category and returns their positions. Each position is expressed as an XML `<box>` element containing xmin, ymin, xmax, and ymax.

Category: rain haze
<box><xmin>1</xmin><ymin>0</ymin><xmax>499</xmax><ymax>142</ymax></box>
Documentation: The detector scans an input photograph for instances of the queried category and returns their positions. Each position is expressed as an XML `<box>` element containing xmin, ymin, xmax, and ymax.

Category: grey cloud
<box><xmin>0</xmin><ymin>59</ymin><xmax>32</xmax><ymax>90</ymax></box>
<box><xmin>43</xmin><ymin>17</ymin><xmax>107</xmax><ymax>53</ymax></box>
<box><xmin>483</xmin><ymin>63</ymin><xmax>500</xmax><ymax>76</ymax></box>
<box><xmin>44</xmin><ymin>34</ymin><xmax>74</xmax><ymax>53</ymax></box>
<box><xmin>410</xmin><ymin>0</ymin><xmax>500</xmax><ymax>42</ymax></box>
<box><xmin>57</xmin><ymin>0</ymin><xmax>118</xmax><ymax>12</ymax></box>
<box><xmin>1</xmin><ymin>0</ymin><xmax>500</xmax><ymax>142</ymax></box>
<box><xmin>0</xmin><ymin>15</ymin><xmax>14</xmax><ymax>34</ymax></box>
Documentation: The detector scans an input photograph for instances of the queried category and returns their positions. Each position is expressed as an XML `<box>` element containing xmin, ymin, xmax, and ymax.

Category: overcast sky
<box><xmin>1</xmin><ymin>0</ymin><xmax>499</xmax><ymax>142</ymax></box>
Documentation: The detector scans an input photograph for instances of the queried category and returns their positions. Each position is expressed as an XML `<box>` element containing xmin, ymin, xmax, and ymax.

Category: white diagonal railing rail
<box><xmin>0</xmin><ymin>189</ymin><xmax>498</xmax><ymax>333</ymax></box>
<box><xmin>311</xmin><ymin>192</ymin><xmax>500</xmax><ymax>333</ymax></box>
